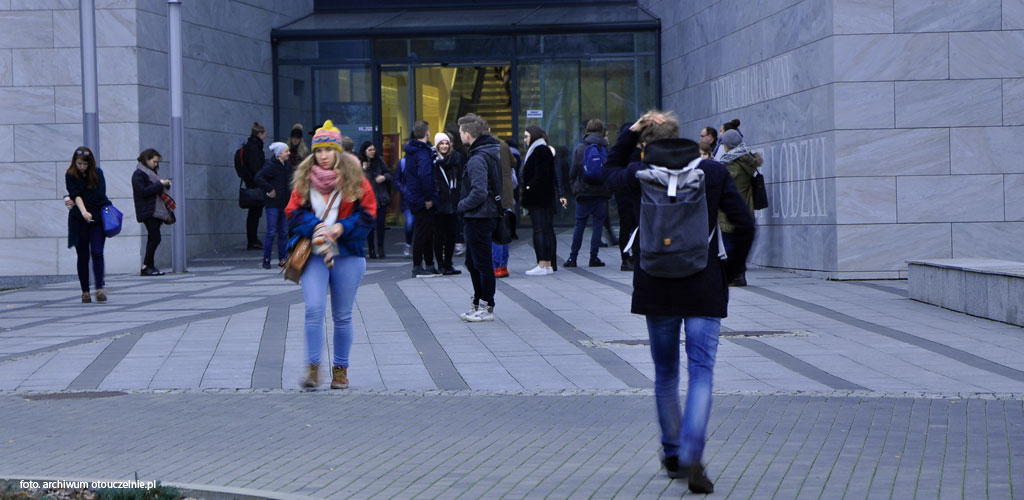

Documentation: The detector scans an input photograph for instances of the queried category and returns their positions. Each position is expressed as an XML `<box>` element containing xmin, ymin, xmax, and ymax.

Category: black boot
<box><xmin>686</xmin><ymin>463</ymin><xmax>714</xmax><ymax>494</ymax></box>
<box><xmin>368</xmin><ymin>246</ymin><xmax>377</xmax><ymax>259</ymax></box>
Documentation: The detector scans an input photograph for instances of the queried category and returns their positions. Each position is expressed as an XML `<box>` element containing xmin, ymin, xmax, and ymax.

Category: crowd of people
<box><xmin>61</xmin><ymin>109</ymin><xmax>764</xmax><ymax>494</ymax></box>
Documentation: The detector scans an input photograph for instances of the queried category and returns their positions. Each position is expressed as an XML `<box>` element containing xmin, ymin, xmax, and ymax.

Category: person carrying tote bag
<box><xmin>65</xmin><ymin>146</ymin><xmax>112</xmax><ymax>303</ymax></box>
<box><xmin>285</xmin><ymin>120</ymin><xmax>377</xmax><ymax>390</ymax></box>
<box><xmin>132</xmin><ymin>148</ymin><xmax>173</xmax><ymax>276</ymax></box>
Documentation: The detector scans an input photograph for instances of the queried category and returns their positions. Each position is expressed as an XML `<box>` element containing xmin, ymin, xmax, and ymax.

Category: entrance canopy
<box><xmin>272</xmin><ymin>3</ymin><xmax>659</xmax><ymax>39</ymax></box>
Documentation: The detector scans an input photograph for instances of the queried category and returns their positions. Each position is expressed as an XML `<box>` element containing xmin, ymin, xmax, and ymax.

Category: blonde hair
<box><xmin>291</xmin><ymin>149</ymin><xmax>364</xmax><ymax>205</ymax></box>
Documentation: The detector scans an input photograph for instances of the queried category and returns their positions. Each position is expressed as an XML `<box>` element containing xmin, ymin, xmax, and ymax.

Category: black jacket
<box><xmin>254</xmin><ymin>157</ymin><xmax>293</xmax><ymax>210</ymax></box>
<box><xmin>403</xmin><ymin>139</ymin><xmax>437</xmax><ymax>211</ymax></box>
<box><xmin>569</xmin><ymin>133</ymin><xmax>612</xmax><ymax>199</ymax></box>
<box><xmin>66</xmin><ymin>168</ymin><xmax>111</xmax><ymax>249</ymax></box>
<box><xmin>457</xmin><ymin>134</ymin><xmax>502</xmax><ymax>219</ymax></box>
<box><xmin>521</xmin><ymin>142</ymin><xmax>558</xmax><ymax>210</ymax></box>
<box><xmin>434</xmin><ymin>150</ymin><xmax>464</xmax><ymax>214</ymax></box>
<box><xmin>132</xmin><ymin>166</ymin><xmax>164</xmax><ymax>221</ymax></box>
<box><xmin>362</xmin><ymin>156</ymin><xmax>392</xmax><ymax>209</ymax></box>
<box><xmin>241</xmin><ymin>135</ymin><xmax>265</xmax><ymax>188</ymax></box>
<box><xmin>601</xmin><ymin>128</ymin><xmax>755</xmax><ymax>318</ymax></box>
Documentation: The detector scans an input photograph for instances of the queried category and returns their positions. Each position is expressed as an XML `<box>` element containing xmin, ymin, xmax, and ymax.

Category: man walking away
<box><xmin>602</xmin><ymin>111</ymin><xmax>754</xmax><ymax>494</ymax></box>
<box><xmin>565</xmin><ymin>118</ymin><xmax>612</xmax><ymax>268</ymax></box>
<box><xmin>405</xmin><ymin>120</ymin><xmax>440</xmax><ymax>277</ymax></box>
<box><xmin>456</xmin><ymin>114</ymin><xmax>502</xmax><ymax>322</ymax></box>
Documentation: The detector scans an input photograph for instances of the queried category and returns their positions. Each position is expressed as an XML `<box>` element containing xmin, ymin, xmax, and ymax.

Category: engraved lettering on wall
<box><xmin>750</xmin><ymin>136</ymin><xmax>829</xmax><ymax>220</ymax></box>
<box><xmin>710</xmin><ymin>54</ymin><xmax>794</xmax><ymax>114</ymax></box>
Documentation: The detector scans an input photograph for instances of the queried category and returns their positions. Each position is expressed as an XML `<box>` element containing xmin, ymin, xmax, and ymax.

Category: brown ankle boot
<box><xmin>95</xmin><ymin>289</ymin><xmax>107</xmax><ymax>302</ymax></box>
<box><xmin>302</xmin><ymin>363</ymin><xmax>319</xmax><ymax>388</ymax></box>
<box><xmin>331</xmin><ymin>365</ymin><xmax>348</xmax><ymax>389</ymax></box>
<box><xmin>81</xmin><ymin>292</ymin><xmax>91</xmax><ymax>303</ymax></box>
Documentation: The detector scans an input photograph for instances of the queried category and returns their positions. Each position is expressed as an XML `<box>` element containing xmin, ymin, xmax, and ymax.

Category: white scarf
<box><xmin>523</xmin><ymin>137</ymin><xmax>548</xmax><ymax>165</ymax></box>
<box><xmin>309</xmin><ymin>189</ymin><xmax>341</xmax><ymax>226</ymax></box>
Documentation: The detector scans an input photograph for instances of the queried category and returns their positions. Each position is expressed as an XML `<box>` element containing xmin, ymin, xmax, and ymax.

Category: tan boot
<box><xmin>331</xmin><ymin>365</ymin><xmax>348</xmax><ymax>389</ymax></box>
<box><xmin>81</xmin><ymin>292</ymin><xmax>91</xmax><ymax>303</ymax></box>
<box><xmin>302</xmin><ymin>363</ymin><xmax>319</xmax><ymax>388</ymax></box>
<box><xmin>95</xmin><ymin>289</ymin><xmax>107</xmax><ymax>302</ymax></box>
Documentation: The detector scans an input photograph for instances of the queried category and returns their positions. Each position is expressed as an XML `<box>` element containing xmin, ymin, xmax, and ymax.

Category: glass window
<box><xmin>314</xmin><ymin>66</ymin><xmax>374</xmax><ymax>148</ymax></box>
<box><xmin>277</xmin><ymin>64</ymin><xmax>312</xmax><ymax>143</ymax></box>
<box><xmin>518</xmin><ymin>32</ymin><xmax>643</xmax><ymax>58</ymax></box>
<box><xmin>376</xmin><ymin>36</ymin><xmax>514</xmax><ymax>61</ymax></box>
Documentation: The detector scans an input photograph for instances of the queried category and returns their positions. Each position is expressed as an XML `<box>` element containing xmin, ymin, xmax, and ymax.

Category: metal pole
<box><xmin>168</xmin><ymin>0</ymin><xmax>186</xmax><ymax>273</ymax></box>
<box><xmin>79</xmin><ymin>0</ymin><xmax>99</xmax><ymax>156</ymax></box>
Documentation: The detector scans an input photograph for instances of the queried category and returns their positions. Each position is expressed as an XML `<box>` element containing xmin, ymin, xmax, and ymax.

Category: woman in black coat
<box><xmin>132</xmin><ymin>148</ymin><xmax>172</xmax><ymax>276</ymax></box>
<box><xmin>255</xmin><ymin>142</ymin><xmax>295</xmax><ymax>268</ymax></box>
<box><xmin>359</xmin><ymin>141</ymin><xmax>392</xmax><ymax>258</ymax></box>
<box><xmin>66</xmin><ymin>146</ymin><xmax>112</xmax><ymax>303</ymax></box>
<box><xmin>520</xmin><ymin>125</ymin><xmax>563</xmax><ymax>276</ymax></box>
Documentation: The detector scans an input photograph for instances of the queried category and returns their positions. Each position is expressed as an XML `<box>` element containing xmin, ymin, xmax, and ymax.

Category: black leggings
<box><xmin>529</xmin><ymin>207</ymin><xmax>556</xmax><ymax>262</ymax></box>
<box><xmin>75</xmin><ymin>220</ymin><xmax>105</xmax><ymax>292</ymax></box>
<box><xmin>434</xmin><ymin>213</ymin><xmax>457</xmax><ymax>269</ymax></box>
<box><xmin>143</xmin><ymin>217</ymin><xmax>162</xmax><ymax>268</ymax></box>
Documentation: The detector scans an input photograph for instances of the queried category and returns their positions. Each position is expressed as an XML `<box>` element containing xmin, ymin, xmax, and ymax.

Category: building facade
<box><xmin>1</xmin><ymin>0</ymin><xmax>1022</xmax><ymax>280</ymax></box>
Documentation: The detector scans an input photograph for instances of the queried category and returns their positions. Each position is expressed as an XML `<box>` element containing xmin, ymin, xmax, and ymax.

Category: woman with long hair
<box><xmin>286</xmin><ymin>120</ymin><xmax>377</xmax><ymax>389</ymax></box>
<box><xmin>432</xmin><ymin>132</ymin><xmax>464</xmax><ymax>275</ymax></box>
<box><xmin>288</xmin><ymin>123</ymin><xmax>309</xmax><ymax>167</ymax></box>
<box><xmin>520</xmin><ymin>125</ymin><xmax>562</xmax><ymax>276</ymax></box>
<box><xmin>65</xmin><ymin>146</ymin><xmax>112</xmax><ymax>302</ymax></box>
<box><xmin>132</xmin><ymin>148</ymin><xmax>172</xmax><ymax>276</ymax></box>
<box><xmin>358</xmin><ymin>140</ymin><xmax>392</xmax><ymax>259</ymax></box>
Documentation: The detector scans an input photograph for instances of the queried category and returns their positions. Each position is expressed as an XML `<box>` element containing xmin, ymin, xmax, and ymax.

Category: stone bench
<box><xmin>907</xmin><ymin>259</ymin><xmax>1024</xmax><ymax>327</ymax></box>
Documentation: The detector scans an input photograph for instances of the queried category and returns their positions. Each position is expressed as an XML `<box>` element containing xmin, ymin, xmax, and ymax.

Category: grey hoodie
<box><xmin>457</xmin><ymin>134</ymin><xmax>503</xmax><ymax>219</ymax></box>
<box><xmin>569</xmin><ymin>133</ymin><xmax>612</xmax><ymax>199</ymax></box>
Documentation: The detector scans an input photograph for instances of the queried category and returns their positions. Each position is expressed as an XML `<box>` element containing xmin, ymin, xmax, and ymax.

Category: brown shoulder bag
<box><xmin>283</xmin><ymin>190</ymin><xmax>339</xmax><ymax>283</ymax></box>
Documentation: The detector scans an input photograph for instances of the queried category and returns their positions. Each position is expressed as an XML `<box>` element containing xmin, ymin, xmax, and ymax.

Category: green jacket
<box><xmin>718</xmin><ymin>152</ymin><xmax>762</xmax><ymax>233</ymax></box>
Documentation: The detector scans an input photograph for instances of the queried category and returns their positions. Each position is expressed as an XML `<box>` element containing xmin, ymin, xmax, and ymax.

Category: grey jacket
<box><xmin>569</xmin><ymin>133</ymin><xmax>611</xmax><ymax>199</ymax></box>
<box><xmin>457</xmin><ymin>134</ymin><xmax>502</xmax><ymax>219</ymax></box>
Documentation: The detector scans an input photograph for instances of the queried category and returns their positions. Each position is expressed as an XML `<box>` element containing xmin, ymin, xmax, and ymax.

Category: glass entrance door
<box><xmin>312</xmin><ymin>66</ymin><xmax>373</xmax><ymax>148</ymax></box>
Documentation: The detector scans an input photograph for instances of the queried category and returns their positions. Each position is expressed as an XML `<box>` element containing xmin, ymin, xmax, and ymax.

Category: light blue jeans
<box><xmin>646</xmin><ymin>315</ymin><xmax>721</xmax><ymax>464</ymax></box>
<box><xmin>301</xmin><ymin>255</ymin><xmax>366</xmax><ymax>367</ymax></box>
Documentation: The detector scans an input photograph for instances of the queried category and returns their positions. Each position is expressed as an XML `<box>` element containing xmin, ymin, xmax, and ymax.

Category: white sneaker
<box><xmin>459</xmin><ymin>304</ymin><xmax>479</xmax><ymax>321</ymax></box>
<box><xmin>465</xmin><ymin>307</ymin><xmax>494</xmax><ymax>322</ymax></box>
<box><xmin>454</xmin><ymin>243</ymin><xmax>466</xmax><ymax>256</ymax></box>
<box><xmin>403</xmin><ymin>243</ymin><xmax>412</xmax><ymax>258</ymax></box>
<box><xmin>525</xmin><ymin>265</ymin><xmax>553</xmax><ymax>276</ymax></box>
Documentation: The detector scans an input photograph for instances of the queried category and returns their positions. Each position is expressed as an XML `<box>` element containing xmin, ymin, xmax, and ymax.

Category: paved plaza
<box><xmin>0</xmin><ymin>231</ymin><xmax>1022</xmax><ymax>499</ymax></box>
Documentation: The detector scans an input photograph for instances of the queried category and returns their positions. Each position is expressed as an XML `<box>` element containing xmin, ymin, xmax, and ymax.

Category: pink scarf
<box><xmin>310</xmin><ymin>165</ymin><xmax>338</xmax><ymax>194</ymax></box>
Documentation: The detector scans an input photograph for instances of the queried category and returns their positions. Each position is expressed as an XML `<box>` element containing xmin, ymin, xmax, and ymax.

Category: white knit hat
<box><xmin>434</xmin><ymin>132</ymin><xmax>451</xmax><ymax>146</ymax></box>
<box><xmin>268</xmin><ymin>142</ymin><xmax>288</xmax><ymax>157</ymax></box>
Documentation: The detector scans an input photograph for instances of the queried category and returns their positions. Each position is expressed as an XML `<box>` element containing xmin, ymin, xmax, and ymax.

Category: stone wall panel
<box><xmin>835</xmin><ymin>129</ymin><xmax>949</xmax><ymax>177</ymax></box>
<box><xmin>837</xmin><ymin>223</ymin><xmax>952</xmax><ymax>271</ymax></box>
<box><xmin>1004</xmin><ymin>79</ymin><xmax>1024</xmax><ymax>126</ymax></box>
<box><xmin>897</xmin><ymin>175</ymin><xmax>1004</xmax><ymax>223</ymax></box>
<box><xmin>12</xmin><ymin>48</ymin><xmax>80</xmax><ymax>86</ymax></box>
<box><xmin>0</xmin><ymin>87</ymin><xmax>54</xmax><ymax>125</ymax></box>
<box><xmin>0</xmin><ymin>11</ymin><xmax>53</xmax><ymax>49</ymax></box>
<box><xmin>1007</xmin><ymin>0</ymin><xmax>1024</xmax><ymax>29</ymax></box>
<box><xmin>894</xmin><ymin>79</ymin><xmax>1002</xmax><ymax>128</ymax></box>
<box><xmin>14</xmin><ymin>124</ymin><xmax>81</xmax><ymax>162</ymax></box>
<box><xmin>952</xmin><ymin>222</ymin><xmax>1024</xmax><ymax>260</ymax></box>
<box><xmin>950</xmin><ymin>126</ymin><xmax>1024</xmax><ymax>174</ymax></box>
<box><xmin>834</xmin><ymin>82</ymin><xmax>894</xmax><ymax>129</ymax></box>
<box><xmin>834</xmin><ymin>176</ymin><xmax>896</xmax><ymax>224</ymax></box>
<box><xmin>834</xmin><ymin>34</ymin><xmax>948</xmax><ymax>81</ymax></box>
<box><xmin>1007</xmin><ymin>175</ymin><xmax>1024</xmax><ymax>221</ymax></box>
<box><xmin>0</xmin><ymin>238</ymin><xmax>57</xmax><ymax>275</ymax></box>
<box><xmin>833</xmin><ymin>0</ymin><xmax>893</xmax><ymax>34</ymax></box>
<box><xmin>894</xmin><ymin>0</ymin><xmax>1000</xmax><ymax>32</ymax></box>
<box><xmin>950</xmin><ymin>32</ymin><xmax>1024</xmax><ymax>79</ymax></box>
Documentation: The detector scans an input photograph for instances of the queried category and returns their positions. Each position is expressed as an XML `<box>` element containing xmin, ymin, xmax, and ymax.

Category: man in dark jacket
<box><xmin>404</xmin><ymin>120</ymin><xmax>440</xmax><ymax>278</ymax></box>
<box><xmin>456</xmin><ymin>113</ymin><xmax>502</xmax><ymax>322</ymax></box>
<box><xmin>242</xmin><ymin>122</ymin><xmax>266</xmax><ymax>250</ymax></box>
<box><xmin>601</xmin><ymin>111</ymin><xmax>754</xmax><ymax>494</ymax></box>
<box><xmin>566</xmin><ymin>118</ymin><xmax>612</xmax><ymax>268</ymax></box>
<box><xmin>255</xmin><ymin>142</ymin><xmax>293</xmax><ymax>269</ymax></box>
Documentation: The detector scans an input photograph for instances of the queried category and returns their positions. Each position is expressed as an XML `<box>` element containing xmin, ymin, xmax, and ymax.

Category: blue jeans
<box><xmin>403</xmin><ymin>208</ymin><xmax>415</xmax><ymax>245</ymax></box>
<box><xmin>301</xmin><ymin>255</ymin><xmax>366</xmax><ymax>367</ymax></box>
<box><xmin>646</xmin><ymin>315</ymin><xmax>721</xmax><ymax>463</ymax></box>
<box><xmin>74</xmin><ymin>219</ymin><xmax>105</xmax><ymax>292</ymax></box>
<box><xmin>569</xmin><ymin>197</ymin><xmax>608</xmax><ymax>260</ymax></box>
<box><xmin>492</xmin><ymin>242</ymin><xmax>509</xmax><ymax>268</ymax></box>
<box><xmin>263</xmin><ymin>207</ymin><xmax>287</xmax><ymax>262</ymax></box>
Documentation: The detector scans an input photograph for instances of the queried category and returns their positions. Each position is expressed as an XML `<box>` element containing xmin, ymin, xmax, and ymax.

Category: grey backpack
<box><xmin>625</xmin><ymin>157</ymin><xmax>726</xmax><ymax>278</ymax></box>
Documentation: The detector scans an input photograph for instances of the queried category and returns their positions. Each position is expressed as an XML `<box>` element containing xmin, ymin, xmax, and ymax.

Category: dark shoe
<box><xmin>589</xmin><ymin>257</ymin><xmax>606</xmax><ymax>268</ymax></box>
<box><xmin>661</xmin><ymin>456</ymin><xmax>685</xmax><ymax>479</ymax></box>
<box><xmin>378</xmin><ymin>247</ymin><xmax>387</xmax><ymax>259</ymax></box>
<box><xmin>620</xmin><ymin>259</ymin><xmax>634</xmax><ymax>272</ymax></box>
<box><xmin>413</xmin><ymin>266</ymin><xmax>439</xmax><ymax>278</ymax></box>
<box><xmin>247</xmin><ymin>241</ymin><xmax>263</xmax><ymax>250</ymax></box>
<box><xmin>278</xmin><ymin>259</ymin><xmax>286</xmax><ymax>268</ymax></box>
<box><xmin>141</xmin><ymin>267</ymin><xmax>161</xmax><ymax>276</ymax></box>
<box><xmin>367</xmin><ymin>247</ymin><xmax>377</xmax><ymax>259</ymax></box>
<box><xmin>302</xmin><ymin>363</ymin><xmax>319</xmax><ymax>388</ymax></box>
<box><xmin>687</xmin><ymin>463</ymin><xmax>714</xmax><ymax>494</ymax></box>
<box><xmin>150</xmin><ymin>266</ymin><xmax>165</xmax><ymax>275</ymax></box>
<box><xmin>427</xmin><ymin>266</ymin><xmax>442</xmax><ymax>277</ymax></box>
<box><xmin>95</xmin><ymin>289</ymin><xmax>107</xmax><ymax>302</ymax></box>
<box><xmin>330</xmin><ymin>365</ymin><xmax>349</xmax><ymax>389</ymax></box>
<box><xmin>262</xmin><ymin>259</ymin><xmax>272</xmax><ymax>270</ymax></box>
<box><xmin>564</xmin><ymin>258</ymin><xmax>577</xmax><ymax>268</ymax></box>
<box><xmin>81</xmin><ymin>292</ymin><xmax>91</xmax><ymax>303</ymax></box>
<box><xmin>729</xmin><ymin>274</ymin><xmax>747</xmax><ymax>287</ymax></box>
<box><xmin>598</xmin><ymin>242</ymin><xmax>610</xmax><ymax>248</ymax></box>
<box><xmin>442</xmin><ymin>267</ymin><xmax>462</xmax><ymax>276</ymax></box>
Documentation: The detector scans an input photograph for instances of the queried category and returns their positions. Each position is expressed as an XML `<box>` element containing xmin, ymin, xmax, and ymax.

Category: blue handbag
<box><xmin>101</xmin><ymin>204</ymin><xmax>123</xmax><ymax>237</ymax></box>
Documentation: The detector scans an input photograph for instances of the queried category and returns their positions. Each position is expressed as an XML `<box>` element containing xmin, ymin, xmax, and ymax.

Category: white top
<box><xmin>309</xmin><ymin>189</ymin><xmax>341</xmax><ymax>226</ymax></box>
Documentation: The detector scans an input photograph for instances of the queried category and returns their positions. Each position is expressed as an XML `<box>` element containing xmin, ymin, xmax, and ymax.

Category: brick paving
<box><xmin>0</xmin><ymin>231</ymin><xmax>1022</xmax><ymax>498</ymax></box>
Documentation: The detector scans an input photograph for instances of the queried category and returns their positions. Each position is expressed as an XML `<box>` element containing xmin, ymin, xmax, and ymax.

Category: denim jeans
<box><xmin>464</xmin><ymin>217</ymin><xmax>497</xmax><ymax>307</ymax></box>
<box><xmin>74</xmin><ymin>219</ymin><xmax>105</xmax><ymax>292</ymax></box>
<box><xmin>491</xmin><ymin>242</ymin><xmax>509</xmax><ymax>268</ymax></box>
<box><xmin>403</xmin><ymin>208</ymin><xmax>415</xmax><ymax>245</ymax></box>
<box><xmin>646</xmin><ymin>315</ymin><xmax>721</xmax><ymax>463</ymax></box>
<box><xmin>569</xmin><ymin>197</ymin><xmax>608</xmax><ymax>260</ymax></box>
<box><xmin>301</xmin><ymin>255</ymin><xmax>366</xmax><ymax>367</ymax></box>
<box><xmin>263</xmin><ymin>207</ymin><xmax>287</xmax><ymax>262</ymax></box>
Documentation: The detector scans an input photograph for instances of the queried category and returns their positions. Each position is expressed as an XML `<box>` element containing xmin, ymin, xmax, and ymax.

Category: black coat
<box><xmin>66</xmin><ymin>168</ymin><xmax>110</xmax><ymax>249</ymax></box>
<box><xmin>601</xmin><ymin>128</ymin><xmax>755</xmax><ymax>318</ymax></box>
<box><xmin>434</xmin><ymin>150</ymin><xmax>464</xmax><ymax>214</ymax></box>
<box><xmin>132</xmin><ymin>166</ymin><xmax>164</xmax><ymax>221</ymax></box>
<box><xmin>457</xmin><ymin>134</ymin><xmax>502</xmax><ymax>219</ymax></box>
<box><xmin>254</xmin><ymin>157</ymin><xmax>293</xmax><ymax>209</ymax></box>
<box><xmin>521</xmin><ymin>142</ymin><xmax>558</xmax><ymax>210</ymax></box>
<box><xmin>241</xmin><ymin>135</ymin><xmax>265</xmax><ymax>188</ymax></box>
<box><xmin>362</xmin><ymin>156</ymin><xmax>392</xmax><ymax>209</ymax></box>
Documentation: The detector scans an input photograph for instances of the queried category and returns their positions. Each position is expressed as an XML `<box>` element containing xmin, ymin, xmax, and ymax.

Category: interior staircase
<box><xmin>448</xmin><ymin>67</ymin><xmax>513</xmax><ymax>141</ymax></box>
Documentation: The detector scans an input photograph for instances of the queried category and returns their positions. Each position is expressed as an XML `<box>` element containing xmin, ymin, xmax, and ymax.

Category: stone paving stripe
<box><xmin>728</xmin><ymin>337</ymin><xmax>868</xmax><ymax>391</ymax></box>
<box><xmin>496</xmin><ymin>281</ymin><xmax>650</xmax><ymax>389</ymax></box>
<box><xmin>845</xmin><ymin>281</ymin><xmax>908</xmax><ymax>297</ymax></box>
<box><xmin>66</xmin><ymin>333</ymin><xmax>142</xmax><ymax>390</ymax></box>
<box><xmin>0</xmin><ymin>288</ymin><xmax>304</xmax><ymax>365</ymax></box>
<box><xmin>562</xmin><ymin>266</ymin><xmax>634</xmax><ymax>295</ymax></box>
<box><xmin>252</xmin><ymin>302</ymin><xmax>289</xmax><ymax>389</ymax></box>
<box><xmin>378</xmin><ymin>280</ymin><xmax>469</xmax><ymax>390</ymax></box>
<box><xmin>745</xmin><ymin>285</ymin><xmax>1024</xmax><ymax>383</ymax></box>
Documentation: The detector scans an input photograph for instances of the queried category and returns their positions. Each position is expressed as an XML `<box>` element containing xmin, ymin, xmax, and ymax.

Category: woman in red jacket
<box><xmin>286</xmin><ymin>120</ymin><xmax>377</xmax><ymax>389</ymax></box>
